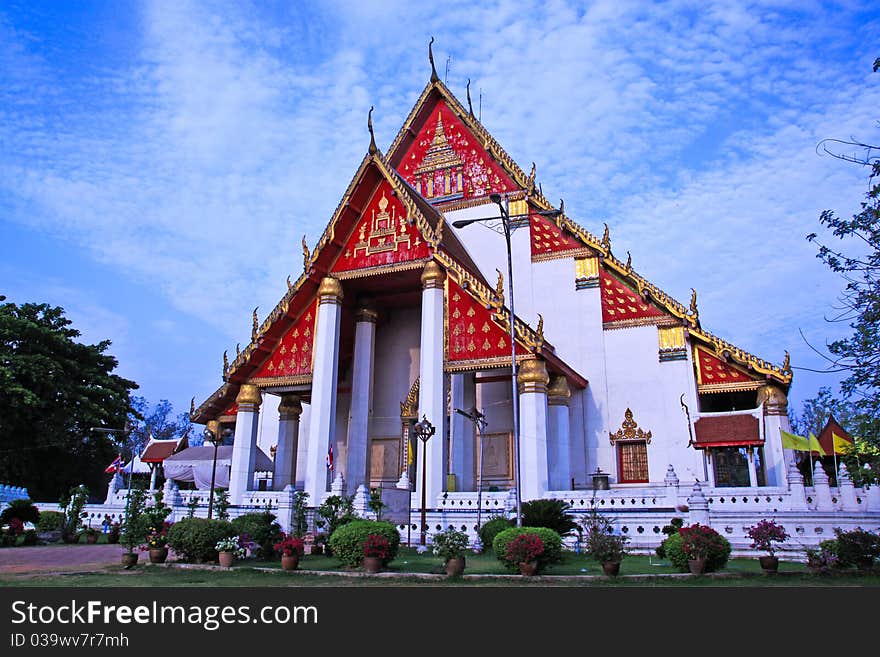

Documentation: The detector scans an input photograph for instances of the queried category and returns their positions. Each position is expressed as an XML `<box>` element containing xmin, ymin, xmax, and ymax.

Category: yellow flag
<box><xmin>832</xmin><ymin>432</ymin><xmax>851</xmax><ymax>455</ymax></box>
<box><xmin>406</xmin><ymin>436</ymin><xmax>413</xmax><ymax>466</ymax></box>
<box><xmin>808</xmin><ymin>432</ymin><xmax>826</xmax><ymax>457</ymax></box>
<box><xmin>780</xmin><ymin>429</ymin><xmax>810</xmax><ymax>451</ymax></box>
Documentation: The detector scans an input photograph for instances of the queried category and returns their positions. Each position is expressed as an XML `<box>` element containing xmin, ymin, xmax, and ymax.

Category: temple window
<box><xmin>710</xmin><ymin>447</ymin><xmax>751</xmax><ymax>487</ymax></box>
<box><xmin>617</xmin><ymin>441</ymin><xmax>649</xmax><ymax>483</ymax></box>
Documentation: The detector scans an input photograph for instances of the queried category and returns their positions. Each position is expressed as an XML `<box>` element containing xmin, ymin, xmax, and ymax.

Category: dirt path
<box><xmin>0</xmin><ymin>544</ymin><xmax>124</xmax><ymax>575</ymax></box>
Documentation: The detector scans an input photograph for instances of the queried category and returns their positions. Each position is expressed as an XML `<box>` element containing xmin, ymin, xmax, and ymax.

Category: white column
<box><xmin>273</xmin><ymin>394</ymin><xmax>302</xmax><ymax>491</ymax></box>
<box><xmin>747</xmin><ymin>447</ymin><xmax>759</xmax><ymax>488</ymax></box>
<box><xmin>547</xmin><ymin>375</ymin><xmax>572</xmax><ymax>491</ymax></box>
<box><xmin>518</xmin><ymin>358</ymin><xmax>550</xmax><ymax>501</ymax></box>
<box><xmin>149</xmin><ymin>466</ymin><xmax>158</xmax><ymax>491</ymax></box>
<box><xmin>418</xmin><ymin>261</ymin><xmax>447</xmax><ymax>504</ymax></box>
<box><xmin>345</xmin><ymin>303</ymin><xmax>377</xmax><ymax>495</ymax></box>
<box><xmin>758</xmin><ymin>384</ymin><xmax>790</xmax><ymax>487</ymax></box>
<box><xmin>449</xmin><ymin>372</ymin><xmax>476</xmax><ymax>491</ymax></box>
<box><xmin>304</xmin><ymin>276</ymin><xmax>343</xmax><ymax>503</ymax></box>
<box><xmin>229</xmin><ymin>384</ymin><xmax>262</xmax><ymax>504</ymax></box>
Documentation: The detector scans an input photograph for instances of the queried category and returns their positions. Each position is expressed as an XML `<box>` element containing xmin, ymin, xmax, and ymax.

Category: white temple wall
<box><xmin>295</xmin><ymin>402</ymin><xmax>311</xmax><ymax>490</ymax></box>
<box><xmin>256</xmin><ymin>394</ymin><xmax>280</xmax><ymax>460</ymax></box>
<box><xmin>370</xmin><ymin>307</ymin><xmax>420</xmax><ymax>438</ymax></box>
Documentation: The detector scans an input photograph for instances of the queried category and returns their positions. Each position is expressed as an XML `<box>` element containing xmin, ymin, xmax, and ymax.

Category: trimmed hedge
<box><xmin>167</xmin><ymin>518</ymin><xmax>236</xmax><ymax>563</ymax></box>
<box><xmin>230</xmin><ymin>512</ymin><xmax>283</xmax><ymax>560</ymax></box>
<box><xmin>37</xmin><ymin>511</ymin><xmax>65</xmax><ymax>533</ymax></box>
<box><xmin>661</xmin><ymin>529</ymin><xmax>731</xmax><ymax>573</ymax></box>
<box><xmin>328</xmin><ymin>520</ymin><xmax>401</xmax><ymax>568</ymax></box>
<box><xmin>479</xmin><ymin>516</ymin><xmax>513</xmax><ymax>553</ymax></box>
<box><xmin>492</xmin><ymin>527</ymin><xmax>563</xmax><ymax>572</ymax></box>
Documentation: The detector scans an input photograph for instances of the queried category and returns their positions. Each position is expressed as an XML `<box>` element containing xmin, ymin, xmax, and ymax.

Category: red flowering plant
<box><xmin>679</xmin><ymin>524</ymin><xmax>722</xmax><ymax>560</ymax></box>
<box><xmin>746</xmin><ymin>520</ymin><xmax>789</xmax><ymax>557</ymax></box>
<box><xmin>363</xmin><ymin>533</ymin><xmax>391</xmax><ymax>560</ymax></box>
<box><xmin>273</xmin><ymin>534</ymin><xmax>305</xmax><ymax>557</ymax></box>
<box><xmin>141</xmin><ymin>522</ymin><xmax>171</xmax><ymax>551</ymax></box>
<box><xmin>503</xmin><ymin>533</ymin><xmax>545</xmax><ymax>567</ymax></box>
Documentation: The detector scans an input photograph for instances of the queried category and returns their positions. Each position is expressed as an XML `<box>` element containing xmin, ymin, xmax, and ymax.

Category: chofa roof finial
<box><xmin>368</xmin><ymin>105</ymin><xmax>377</xmax><ymax>155</ymax></box>
<box><xmin>429</xmin><ymin>37</ymin><xmax>439</xmax><ymax>83</ymax></box>
<box><xmin>466</xmin><ymin>79</ymin><xmax>474</xmax><ymax>117</ymax></box>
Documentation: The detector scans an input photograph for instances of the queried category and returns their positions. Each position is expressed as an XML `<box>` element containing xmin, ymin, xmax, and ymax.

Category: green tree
<box><xmin>789</xmin><ymin>387</ymin><xmax>857</xmax><ymax>437</ymax></box>
<box><xmin>807</xmin><ymin>56</ymin><xmax>880</xmax><ymax>447</ymax></box>
<box><xmin>127</xmin><ymin>396</ymin><xmax>191</xmax><ymax>454</ymax></box>
<box><xmin>0</xmin><ymin>297</ymin><xmax>138</xmax><ymax>500</ymax></box>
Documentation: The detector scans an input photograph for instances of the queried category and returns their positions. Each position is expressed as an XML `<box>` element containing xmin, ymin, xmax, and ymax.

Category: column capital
<box><xmin>278</xmin><ymin>393</ymin><xmax>302</xmax><ymax>418</ymax></box>
<box><xmin>421</xmin><ymin>260</ymin><xmax>445</xmax><ymax>289</ymax></box>
<box><xmin>355</xmin><ymin>302</ymin><xmax>379</xmax><ymax>323</ymax></box>
<box><xmin>235</xmin><ymin>383</ymin><xmax>262</xmax><ymax>409</ymax></box>
<box><xmin>206</xmin><ymin>419</ymin><xmax>220</xmax><ymax>437</ymax></box>
<box><xmin>757</xmin><ymin>384</ymin><xmax>787</xmax><ymax>415</ymax></box>
<box><xmin>517</xmin><ymin>358</ymin><xmax>549</xmax><ymax>394</ymax></box>
<box><xmin>547</xmin><ymin>375</ymin><xmax>571</xmax><ymax>405</ymax></box>
<box><xmin>318</xmin><ymin>276</ymin><xmax>344</xmax><ymax>304</ymax></box>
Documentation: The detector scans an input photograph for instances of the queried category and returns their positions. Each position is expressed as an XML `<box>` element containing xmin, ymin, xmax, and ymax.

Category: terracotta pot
<box><xmin>363</xmin><ymin>556</ymin><xmax>383</xmax><ymax>574</ymax></box>
<box><xmin>149</xmin><ymin>547</ymin><xmax>168</xmax><ymax>564</ymax></box>
<box><xmin>86</xmin><ymin>533</ymin><xmax>98</xmax><ymax>544</ymax></box>
<box><xmin>121</xmin><ymin>552</ymin><xmax>138</xmax><ymax>569</ymax></box>
<box><xmin>518</xmin><ymin>561</ymin><xmax>539</xmax><ymax>577</ymax></box>
<box><xmin>281</xmin><ymin>554</ymin><xmax>300</xmax><ymax>571</ymax></box>
<box><xmin>602</xmin><ymin>561</ymin><xmax>621</xmax><ymax>577</ymax></box>
<box><xmin>759</xmin><ymin>555</ymin><xmax>779</xmax><ymax>574</ymax></box>
<box><xmin>218</xmin><ymin>551</ymin><xmax>235</xmax><ymax>568</ymax></box>
<box><xmin>688</xmin><ymin>557</ymin><xmax>707</xmax><ymax>575</ymax></box>
<box><xmin>445</xmin><ymin>556</ymin><xmax>466</xmax><ymax>577</ymax></box>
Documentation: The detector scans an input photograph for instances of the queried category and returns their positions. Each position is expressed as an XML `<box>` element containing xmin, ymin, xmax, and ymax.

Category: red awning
<box><xmin>693</xmin><ymin>415</ymin><xmax>762</xmax><ymax>449</ymax></box>
<box><xmin>140</xmin><ymin>438</ymin><xmax>183</xmax><ymax>463</ymax></box>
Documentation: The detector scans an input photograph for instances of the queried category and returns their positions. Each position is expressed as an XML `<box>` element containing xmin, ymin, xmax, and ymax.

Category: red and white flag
<box><xmin>326</xmin><ymin>444</ymin><xmax>334</xmax><ymax>471</ymax></box>
<box><xmin>104</xmin><ymin>454</ymin><xmax>123</xmax><ymax>474</ymax></box>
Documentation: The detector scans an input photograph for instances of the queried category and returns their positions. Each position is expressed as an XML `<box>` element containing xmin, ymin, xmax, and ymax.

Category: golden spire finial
<box><xmin>526</xmin><ymin>162</ymin><xmax>536</xmax><ymax>194</ymax></box>
<box><xmin>782</xmin><ymin>350</ymin><xmax>791</xmax><ymax>375</ymax></box>
<box><xmin>559</xmin><ymin>198</ymin><xmax>564</xmax><ymax>216</ymax></box>
<box><xmin>536</xmin><ymin>313</ymin><xmax>544</xmax><ymax>341</ymax></box>
<box><xmin>494</xmin><ymin>268</ymin><xmax>505</xmax><ymax>304</ymax></box>
<box><xmin>222</xmin><ymin>350</ymin><xmax>229</xmax><ymax>378</ymax></box>
<box><xmin>301</xmin><ymin>236</ymin><xmax>310</xmax><ymax>271</ymax></box>
<box><xmin>429</xmin><ymin>37</ymin><xmax>439</xmax><ymax>83</ymax></box>
<box><xmin>689</xmin><ymin>288</ymin><xmax>699</xmax><ymax>320</ymax></box>
<box><xmin>252</xmin><ymin>307</ymin><xmax>259</xmax><ymax>340</ymax></box>
<box><xmin>466</xmin><ymin>79</ymin><xmax>474</xmax><ymax>117</ymax></box>
<box><xmin>625</xmin><ymin>251</ymin><xmax>632</xmax><ymax>273</ymax></box>
<box><xmin>601</xmin><ymin>223</ymin><xmax>611</xmax><ymax>252</ymax></box>
<box><xmin>286</xmin><ymin>275</ymin><xmax>292</xmax><ymax>292</ymax></box>
<box><xmin>368</xmin><ymin>105</ymin><xmax>377</xmax><ymax>155</ymax></box>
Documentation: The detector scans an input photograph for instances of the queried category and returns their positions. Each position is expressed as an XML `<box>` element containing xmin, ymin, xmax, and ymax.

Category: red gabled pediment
<box><xmin>397</xmin><ymin>98</ymin><xmax>517</xmax><ymax>205</ymax></box>
<box><xmin>447</xmin><ymin>278</ymin><xmax>527</xmax><ymax>365</ymax></box>
<box><xmin>331</xmin><ymin>179</ymin><xmax>431</xmax><ymax>274</ymax></box>
<box><xmin>601</xmin><ymin>268</ymin><xmax>666</xmax><ymax>327</ymax></box>
<box><xmin>530</xmin><ymin>213</ymin><xmax>589</xmax><ymax>261</ymax></box>
<box><xmin>694</xmin><ymin>345</ymin><xmax>758</xmax><ymax>389</ymax></box>
<box><xmin>251</xmin><ymin>299</ymin><xmax>317</xmax><ymax>381</ymax></box>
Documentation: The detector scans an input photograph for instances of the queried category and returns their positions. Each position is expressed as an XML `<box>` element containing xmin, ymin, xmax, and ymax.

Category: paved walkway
<box><xmin>0</xmin><ymin>544</ymin><xmax>124</xmax><ymax>575</ymax></box>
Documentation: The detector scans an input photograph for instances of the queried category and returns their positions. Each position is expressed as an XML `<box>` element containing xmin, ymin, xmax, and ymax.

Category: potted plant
<box><xmin>582</xmin><ymin>508</ymin><xmax>628</xmax><ymax>576</ymax></box>
<box><xmin>144</xmin><ymin>523</ymin><xmax>171</xmax><ymax>564</ymax></box>
<box><xmin>120</xmin><ymin>487</ymin><xmax>147</xmax><ymax>569</ymax></box>
<box><xmin>805</xmin><ymin>546</ymin><xmax>838</xmax><ymax>574</ymax></box>
<box><xmin>834</xmin><ymin>528</ymin><xmax>880</xmax><ymax>571</ymax></box>
<box><xmin>215</xmin><ymin>536</ymin><xmax>245</xmax><ymax>567</ymax></box>
<box><xmin>362</xmin><ymin>533</ymin><xmax>390</xmax><ymax>573</ymax></box>
<box><xmin>78</xmin><ymin>526</ymin><xmax>101</xmax><ymax>544</ymax></box>
<box><xmin>746</xmin><ymin>519</ymin><xmax>789</xmax><ymax>574</ymax></box>
<box><xmin>503</xmin><ymin>533</ymin><xmax>545</xmax><ymax>576</ymax></box>
<box><xmin>679</xmin><ymin>524</ymin><xmax>719</xmax><ymax>575</ymax></box>
<box><xmin>274</xmin><ymin>534</ymin><xmax>305</xmax><ymax>571</ymax></box>
<box><xmin>432</xmin><ymin>527</ymin><xmax>469</xmax><ymax>576</ymax></box>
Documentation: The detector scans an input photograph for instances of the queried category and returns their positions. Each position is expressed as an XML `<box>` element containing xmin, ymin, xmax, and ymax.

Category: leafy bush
<box><xmin>432</xmin><ymin>527</ymin><xmax>469</xmax><ymax>561</ymax></box>
<box><xmin>167</xmin><ymin>518</ymin><xmax>236</xmax><ymax>563</ymax></box>
<box><xmin>59</xmin><ymin>485</ymin><xmax>89</xmax><ymax>543</ymax></box>
<box><xmin>1</xmin><ymin>499</ymin><xmax>40</xmax><ymax>525</ymax></box>
<box><xmin>502</xmin><ymin>533</ymin><xmax>545</xmax><ymax>567</ymax></box>
<box><xmin>662</xmin><ymin>525</ymin><xmax>731</xmax><ymax>572</ymax></box>
<box><xmin>492</xmin><ymin>527</ymin><xmax>563</xmax><ymax>572</ymax></box>
<box><xmin>141</xmin><ymin>491</ymin><xmax>172</xmax><ymax>534</ymax></box>
<box><xmin>521</xmin><ymin>499</ymin><xmax>578</xmax><ymax>536</ymax></box>
<box><xmin>746</xmin><ymin>519</ymin><xmax>789</xmax><ymax>557</ymax></box>
<box><xmin>230</xmin><ymin>512</ymin><xmax>283</xmax><ymax>560</ymax></box>
<box><xmin>363</xmin><ymin>534</ymin><xmax>391</xmax><ymax>559</ymax></box>
<box><xmin>656</xmin><ymin>518</ymin><xmax>684</xmax><ymax>558</ymax></box>
<box><xmin>37</xmin><ymin>511</ymin><xmax>64</xmax><ymax>533</ymax></box>
<box><xmin>834</xmin><ymin>528</ymin><xmax>880</xmax><ymax>568</ymax></box>
<box><xmin>120</xmin><ymin>487</ymin><xmax>149</xmax><ymax>554</ymax></box>
<box><xmin>316</xmin><ymin>495</ymin><xmax>357</xmax><ymax>538</ymax></box>
<box><xmin>328</xmin><ymin>520</ymin><xmax>400</xmax><ymax>568</ymax></box>
<box><xmin>479</xmin><ymin>516</ymin><xmax>513</xmax><ymax>553</ymax></box>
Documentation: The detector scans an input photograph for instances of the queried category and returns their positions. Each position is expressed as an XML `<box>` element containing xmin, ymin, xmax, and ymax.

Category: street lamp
<box><xmin>455</xmin><ymin>407</ymin><xmax>487</xmax><ymax>552</ymax></box>
<box><xmin>411</xmin><ymin>415</ymin><xmax>436</xmax><ymax>546</ymax></box>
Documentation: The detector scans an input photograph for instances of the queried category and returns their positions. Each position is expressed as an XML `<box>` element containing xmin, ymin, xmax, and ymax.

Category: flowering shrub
<box><xmin>674</xmin><ymin>524</ymin><xmax>731</xmax><ymax>572</ymax></box>
<box><xmin>328</xmin><ymin>520</ymin><xmax>400</xmax><ymax>568</ymax></box>
<box><xmin>492</xmin><ymin>527</ymin><xmax>563</xmax><ymax>572</ymax></box>
<box><xmin>215</xmin><ymin>536</ymin><xmax>246</xmax><ymax>559</ymax></box>
<box><xmin>363</xmin><ymin>533</ymin><xmax>391</xmax><ymax>560</ymax></box>
<box><xmin>805</xmin><ymin>546</ymin><xmax>839</xmax><ymax>571</ymax></box>
<box><xmin>503</xmin><ymin>533</ymin><xmax>545</xmax><ymax>566</ymax></box>
<box><xmin>746</xmin><ymin>520</ymin><xmax>789</xmax><ymax>557</ymax></box>
<box><xmin>432</xmin><ymin>527</ymin><xmax>469</xmax><ymax>562</ymax></box>
<box><xmin>273</xmin><ymin>534</ymin><xmax>305</xmax><ymax>557</ymax></box>
<box><xmin>143</xmin><ymin>522</ymin><xmax>171</xmax><ymax>549</ymax></box>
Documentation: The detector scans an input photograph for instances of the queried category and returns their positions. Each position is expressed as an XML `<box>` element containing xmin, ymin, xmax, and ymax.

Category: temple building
<box><xmin>166</xmin><ymin>54</ymin><xmax>878</xmax><ymax>551</ymax></box>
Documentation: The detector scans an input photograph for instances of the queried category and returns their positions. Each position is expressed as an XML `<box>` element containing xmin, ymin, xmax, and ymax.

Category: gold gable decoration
<box><xmin>609</xmin><ymin>408</ymin><xmax>652</xmax><ymax>444</ymax></box>
<box><xmin>400</xmin><ymin>378</ymin><xmax>420</xmax><ymax>420</ymax></box>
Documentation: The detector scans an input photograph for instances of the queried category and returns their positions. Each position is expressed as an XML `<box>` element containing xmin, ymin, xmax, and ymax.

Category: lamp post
<box><xmin>411</xmin><ymin>415</ymin><xmax>436</xmax><ymax>546</ymax></box>
<box><xmin>455</xmin><ymin>406</ymin><xmax>487</xmax><ymax>552</ymax></box>
<box><xmin>452</xmin><ymin>195</ymin><xmax>559</xmax><ymax>526</ymax></box>
<box><xmin>204</xmin><ymin>425</ymin><xmax>225</xmax><ymax>519</ymax></box>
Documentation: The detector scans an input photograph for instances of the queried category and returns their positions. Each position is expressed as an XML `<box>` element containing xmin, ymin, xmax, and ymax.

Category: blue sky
<box><xmin>2</xmin><ymin>0</ymin><xmax>879</xmax><ymax>422</ymax></box>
